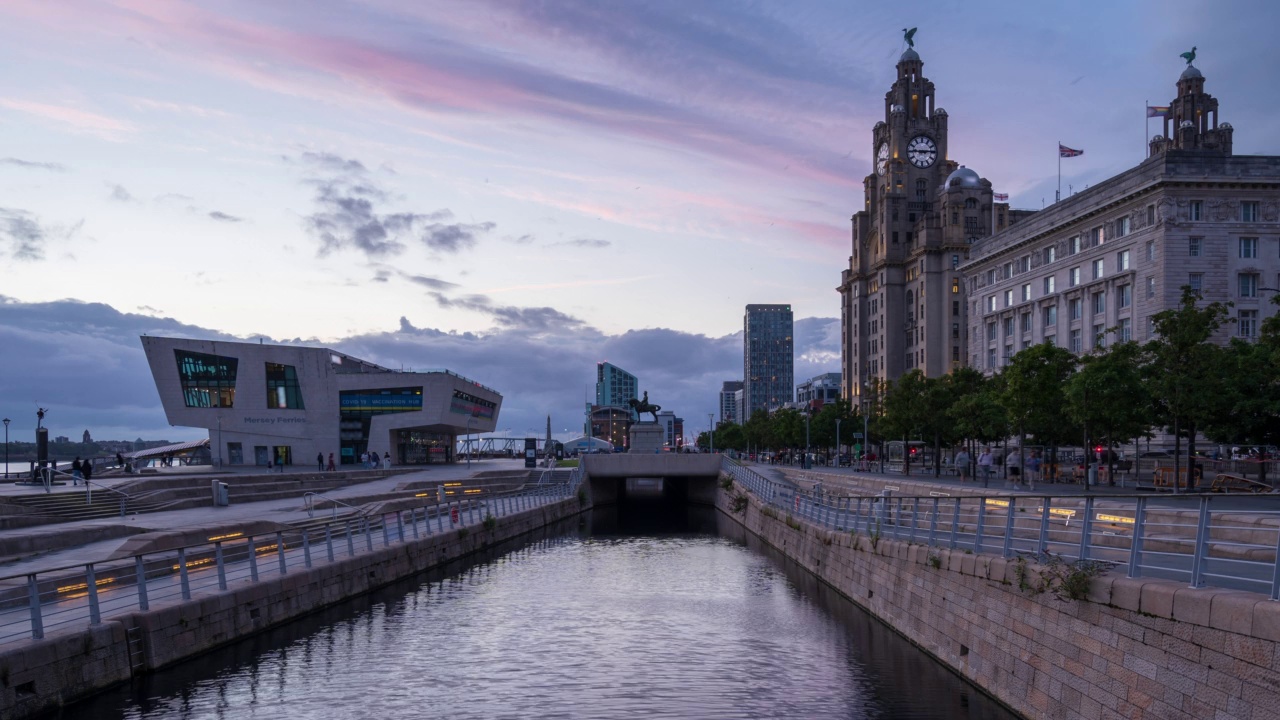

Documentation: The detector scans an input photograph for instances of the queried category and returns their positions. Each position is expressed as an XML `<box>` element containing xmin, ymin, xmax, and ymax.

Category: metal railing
<box><xmin>0</xmin><ymin>479</ymin><xmax>582</xmax><ymax>647</ymax></box>
<box><xmin>721</xmin><ymin>457</ymin><xmax>1280</xmax><ymax>599</ymax></box>
<box><xmin>302</xmin><ymin>492</ymin><xmax>362</xmax><ymax>519</ymax></box>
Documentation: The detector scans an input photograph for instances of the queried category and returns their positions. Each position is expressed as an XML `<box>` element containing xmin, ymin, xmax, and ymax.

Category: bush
<box><xmin>730</xmin><ymin>493</ymin><xmax>749</xmax><ymax>514</ymax></box>
<box><xmin>457</xmin><ymin>527</ymin><xmax>470</xmax><ymax>539</ymax></box>
<box><xmin>577</xmin><ymin>488</ymin><xmax>587</xmax><ymax>507</ymax></box>
<box><xmin>719</xmin><ymin>474</ymin><xmax>734</xmax><ymax>490</ymax></box>
<box><xmin>483</xmin><ymin>514</ymin><xmax>497</xmax><ymax>531</ymax></box>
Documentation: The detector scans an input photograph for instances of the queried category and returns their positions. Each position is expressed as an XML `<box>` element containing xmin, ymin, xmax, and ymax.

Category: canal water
<box><xmin>57</xmin><ymin>505</ymin><xmax>1015</xmax><ymax>719</ymax></box>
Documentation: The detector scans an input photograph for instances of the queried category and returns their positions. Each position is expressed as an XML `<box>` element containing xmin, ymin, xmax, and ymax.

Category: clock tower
<box><xmin>838</xmin><ymin>36</ymin><xmax>1004</xmax><ymax>403</ymax></box>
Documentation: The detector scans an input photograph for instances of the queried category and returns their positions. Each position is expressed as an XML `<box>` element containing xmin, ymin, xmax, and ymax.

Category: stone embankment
<box><xmin>0</xmin><ymin>495</ymin><xmax>584</xmax><ymax>719</ymax></box>
<box><xmin>717</xmin><ymin>476</ymin><xmax>1280</xmax><ymax>720</ymax></box>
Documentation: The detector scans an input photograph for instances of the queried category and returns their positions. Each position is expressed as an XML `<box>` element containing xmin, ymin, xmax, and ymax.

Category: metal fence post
<box><xmin>135</xmin><ymin>556</ymin><xmax>150</xmax><ymax>610</ymax></box>
<box><xmin>215</xmin><ymin>542</ymin><xmax>228</xmax><ymax>590</ymax></box>
<box><xmin>1127</xmin><ymin>497</ymin><xmax>1148</xmax><ymax>578</ymax></box>
<box><xmin>1189</xmin><ymin>496</ymin><xmax>1211</xmax><ymax>589</ymax></box>
<box><xmin>949</xmin><ymin>498</ymin><xmax>960</xmax><ymax>550</ymax></box>
<box><xmin>27</xmin><ymin>575</ymin><xmax>43</xmax><ymax>639</ymax></box>
<box><xmin>1002</xmin><ymin>498</ymin><xmax>1016</xmax><ymax>558</ymax></box>
<box><xmin>1038</xmin><ymin>500</ymin><xmax>1051</xmax><ymax>554</ymax></box>
<box><xmin>974</xmin><ymin>498</ymin><xmax>986</xmax><ymax>555</ymax></box>
<box><xmin>247</xmin><ymin>536</ymin><xmax>259</xmax><ymax>582</ymax></box>
<box><xmin>1077</xmin><ymin>497</ymin><xmax>1095</xmax><ymax>562</ymax></box>
<box><xmin>437</xmin><ymin>508</ymin><xmax>444</xmax><ymax>533</ymax></box>
<box><xmin>303</xmin><ymin>530</ymin><xmax>313</xmax><ymax>568</ymax></box>
<box><xmin>277</xmin><ymin>531</ymin><xmax>287</xmax><ymax>575</ymax></box>
<box><xmin>411</xmin><ymin>509</ymin><xmax>420</xmax><ymax>540</ymax></box>
<box><xmin>325</xmin><ymin>526</ymin><xmax>335</xmax><ymax>563</ymax></box>
<box><xmin>928</xmin><ymin>497</ymin><xmax>939</xmax><ymax>547</ymax></box>
<box><xmin>382</xmin><ymin>515</ymin><xmax>392</xmax><ymax>547</ymax></box>
<box><xmin>364</xmin><ymin>519</ymin><xmax>374</xmax><ymax>552</ymax></box>
<box><xmin>910</xmin><ymin>498</ymin><xmax>921</xmax><ymax>542</ymax></box>
<box><xmin>177</xmin><ymin>549</ymin><xmax>191</xmax><ymax>600</ymax></box>
<box><xmin>86</xmin><ymin>564</ymin><xmax>102</xmax><ymax>625</ymax></box>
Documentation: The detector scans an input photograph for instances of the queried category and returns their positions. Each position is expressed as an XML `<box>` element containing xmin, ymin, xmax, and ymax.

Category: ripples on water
<box><xmin>61</xmin><ymin>506</ymin><xmax>1015</xmax><ymax>720</ymax></box>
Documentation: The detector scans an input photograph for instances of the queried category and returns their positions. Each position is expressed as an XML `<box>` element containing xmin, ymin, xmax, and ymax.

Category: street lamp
<box><xmin>3</xmin><ymin>418</ymin><xmax>9</xmax><ymax>480</ymax></box>
<box><xmin>804</xmin><ymin>406</ymin><xmax>811</xmax><ymax>469</ymax></box>
<box><xmin>835</xmin><ymin>418</ymin><xmax>842</xmax><ymax>466</ymax></box>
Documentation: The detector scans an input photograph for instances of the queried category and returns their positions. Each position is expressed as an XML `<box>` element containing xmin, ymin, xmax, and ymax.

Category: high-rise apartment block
<box><xmin>743</xmin><ymin>304</ymin><xmax>794</xmax><ymax>416</ymax></box>
<box><xmin>719</xmin><ymin>381</ymin><xmax>743</xmax><ymax>425</ymax></box>
<box><xmin>596</xmin><ymin>362</ymin><xmax>638</xmax><ymax>414</ymax></box>
<box><xmin>797</xmin><ymin>373</ymin><xmax>841</xmax><ymax>410</ymax></box>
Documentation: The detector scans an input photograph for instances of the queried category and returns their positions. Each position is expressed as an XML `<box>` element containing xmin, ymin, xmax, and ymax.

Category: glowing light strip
<box><xmin>443</xmin><ymin>482</ymin><xmax>463</xmax><ymax>487</ymax></box>
<box><xmin>172</xmin><ymin>558</ymin><xmax>215</xmax><ymax>571</ymax></box>
<box><xmin>981</xmin><ymin>499</ymin><xmax>1075</xmax><ymax>517</ymax></box>
<box><xmin>207</xmin><ymin>532</ymin><xmax>244</xmax><ymax>542</ymax></box>
<box><xmin>57</xmin><ymin>578</ymin><xmax>114</xmax><ymax>594</ymax></box>
<box><xmin>463</xmin><ymin>489</ymin><xmax>484</xmax><ymax>494</ymax></box>
<box><xmin>1096</xmin><ymin>513</ymin><xmax>1135</xmax><ymax>524</ymax></box>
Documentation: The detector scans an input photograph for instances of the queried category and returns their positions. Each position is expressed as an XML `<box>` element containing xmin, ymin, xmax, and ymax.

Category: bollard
<box><xmin>303</xmin><ymin>530</ymin><xmax>313</xmax><ymax>568</ymax></box>
<box><xmin>325</xmin><ymin>526</ymin><xmax>335</xmax><ymax>563</ymax></box>
<box><xmin>135</xmin><ymin>556</ymin><xmax>150</xmax><ymax>611</ymax></box>
<box><xmin>277</xmin><ymin>531</ymin><xmax>287</xmax><ymax>575</ymax></box>
<box><xmin>215</xmin><ymin>542</ymin><xmax>228</xmax><ymax>590</ymax></box>
<box><xmin>346</xmin><ymin>520</ymin><xmax>355</xmax><ymax>557</ymax></box>
<box><xmin>27</xmin><ymin>575</ymin><xmax>43</xmax><ymax>639</ymax></box>
<box><xmin>177</xmin><ymin>549</ymin><xmax>191</xmax><ymax>600</ymax></box>
<box><xmin>86</xmin><ymin>564</ymin><xmax>102</xmax><ymax>624</ymax></box>
<box><xmin>247</xmin><ymin>536</ymin><xmax>259</xmax><ymax>582</ymax></box>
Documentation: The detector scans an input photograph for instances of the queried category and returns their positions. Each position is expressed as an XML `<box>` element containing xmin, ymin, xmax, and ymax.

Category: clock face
<box><xmin>876</xmin><ymin>143</ymin><xmax>889</xmax><ymax>176</ymax></box>
<box><xmin>907</xmin><ymin>135</ymin><xmax>937</xmax><ymax>168</ymax></box>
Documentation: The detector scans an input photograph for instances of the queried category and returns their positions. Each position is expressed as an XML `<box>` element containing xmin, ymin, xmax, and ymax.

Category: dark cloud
<box><xmin>0</xmin><ymin>296</ymin><xmax>839</xmax><ymax>446</ymax></box>
<box><xmin>0</xmin><ymin>208</ymin><xmax>47</xmax><ymax>261</ymax></box>
<box><xmin>506</xmin><ymin>234</ymin><xmax>536</xmax><ymax>244</ymax></box>
<box><xmin>154</xmin><ymin>193</ymin><xmax>194</xmax><ymax>203</ymax></box>
<box><xmin>108</xmin><ymin>184</ymin><xmax>134</xmax><ymax>202</ymax></box>
<box><xmin>296</xmin><ymin>152</ymin><xmax>488</xmax><ymax>258</ymax></box>
<box><xmin>0</xmin><ymin>157</ymin><xmax>67</xmax><ymax>172</ymax></box>
<box><xmin>403</xmin><ymin>273</ymin><xmax>459</xmax><ymax>291</ymax></box>
<box><xmin>208</xmin><ymin>211</ymin><xmax>243</xmax><ymax>223</ymax></box>
<box><xmin>550</xmin><ymin>238</ymin><xmax>610</xmax><ymax>249</ymax></box>
<box><xmin>372</xmin><ymin>270</ymin><xmax>391</xmax><ymax>283</ymax></box>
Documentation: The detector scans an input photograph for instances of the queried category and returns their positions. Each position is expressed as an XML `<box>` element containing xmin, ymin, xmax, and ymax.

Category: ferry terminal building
<box><xmin>141</xmin><ymin>336</ymin><xmax>502</xmax><ymax>467</ymax></box>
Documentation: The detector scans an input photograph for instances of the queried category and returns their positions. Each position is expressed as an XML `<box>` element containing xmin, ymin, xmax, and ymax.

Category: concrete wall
<box><xmin>716</xmin><ymin>479</ymin><xmax>1280</xmax><ymax>720</ymax></box>
<box><xmin>0</xmin><ymin>497</ymin><xmax>584</xmax><ymax>719</ymax></box>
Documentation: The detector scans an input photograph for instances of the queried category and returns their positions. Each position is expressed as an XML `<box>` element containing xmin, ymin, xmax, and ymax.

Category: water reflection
<box><xmin>52</xmin><ymin>505</ymin><xmax>1014</xmax><ymax>720</ymax></box>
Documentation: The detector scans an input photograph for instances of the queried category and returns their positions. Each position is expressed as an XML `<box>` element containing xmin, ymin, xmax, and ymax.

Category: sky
<box><xmin>1</xmin><ymin>0</ymin><xmax>1278</xmax><ymax>444</ymax></box>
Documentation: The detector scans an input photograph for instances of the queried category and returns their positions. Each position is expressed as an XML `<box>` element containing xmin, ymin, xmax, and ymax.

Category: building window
<box><xmin>1069</xmin><ymin>267</ymin><xmax>1080</xmax><ymax>287</ymax></box>
<box><xmin>952</xmin><ymin>300</ymin><xmax>960</xmax><ymax>316</ymax></box>
<box><xmin>965</xmin><ymin>198</ymin><xmax>977</xmax><ymax>209</ymax></box>
<box><xmin>1189</xmin><ymin>238</ymin><xmax>1202</xmax><ymax>257</ymax></box>
<box><xmin>1243</xmin><ymin>201</ymin><xmax>1260</xmax><ymax>222</ymax></box>
<box><xmin>1147</xmin><ymin>205</ymin><xmax>1155</xmax><ymax>226</ymax></box>
<box><xmin>1114</xmin><ymin>216</ymin><xmax>1130</xmax><ymax>238</ymax></box>
<box><xmin>952</xmin><ymin>278</ymin><xmax>960</xmax><ymax>294</ymax></box>
<box><xmin>1094</xmin><ymin>324</ymin><xmax>1106</xmax><ymax>349</ymax></box>
<box><xmin>265</xmin><ymin>363</ymin><xmax>305</xmax><ymax>409</ymax></box>
<box><xmin>952</xmin><ymin>323</ymin><xmax>960</xmax><ymax>339</ymax></box>
<box><xmin>1069</xmin><ymin>298</ymin><xmax>1082</xmax><ymax>320</ymax></box>
<box><xmin>1069</xmin><ymin>236</ymin><xmax>1081</xmax><ymax>255</ymax></box>
<box><xmin>1004</xmin><ymin>344</ymin><xmax>1013</xmax><ymax>362</ymax></box>
<box><xmin>987</xmin><ymin>348</ymin><xmax>997</xmax><ymax>369</ymax></box>
<box><xmin>1239</xmin><ymin>273</ymin><xmax>1258</xmax><ymax>298</ymax></box>
<box><xmin>987</xmin><ymin>269</ymin><xmax>996</xmax><ymax>284</ymax></box>
<box><xmin>1146</xmin><ymin>276</ymin><xmax>1156</xmax><ymax>298</ymax></box>
<box><xmin>175</xmin><ymin>350</ymin><xmax>238</xmax><ymax>408</ymax></box>
<box><xmin>1044</xmin><ymin>305</ymin><xmax>1058</xmax><ymax>325</ymax></box>
<box><xmin>987</xmin><ymin>322</ymin><xmax>997</xmax><ymax>341</ymax></box>
<box><xmin>1146</xmin><ymin>240</ymin><xmax>1156</xmax><ymax>262</ymax></box>
<box><xmin>1003</xmin><ymin>317</ymin><xmax>1014</xmax><ymax>337</ymax></box>
<box><xmin>1069</xmin><ymin>329</ymin><xmax>1082</xmax><ymax>353</ymax></box>
<box><xmin>1044</xmin><ymin>276</ymin><xmax>1056</xmax><ymax>294</ymax></box>
<box><xmin>1092</xmin><ymin>291</ymin><xmax>1106</xmax><ymax>315</ymax></box>
<box><xmin>1045</xmin><ymin>334</ymin><xmax>1056</xmax><ymax>347</ymax></box>
<box><xmin>952</xmin><ymin>346</ymin><xmax>960</xmax><ymax>361</ymax></box>
<box><xmin>1044</xmin><ymin>246</ymin><xmax>1057</xmax><ymax>264</ymax></box>
<box><xmin>1189</xmin><ymin>200</ymin><xmax>1202</xmax><ymax>221</ymax></box>
<box><xmin>1240</xmin><ymin>237</ymin><xmax>1258</xmax><ymax>259</ymax></box>
<box><xmin>1004</xmin><ymin>289</ymin><xmax>1014</xmax><ymax>307</ymax></box>
<box><xmin>1021</xmin><ymin>283</ymin><xmax>1031</xmax><ymax>302</ymax></box>
<box><xmin>1020</xmin><ymin>312</ymin><xmax>1032</xmax><ymax>333</ymax></box>
<box><xmin>1091</xmin><ymin>226</ymin><xmax>1104</xmax><ymax>246</ymax></box>
<box><xmin>1092</xmin><ymin>259</ymin><xmax>1104</xmax><ymax>280</ymax></box>
<box><xmin>952</xmin><ymin>254</ymin><xmax>960</xmax><ymax>269</ymax></box>
<box><xmin>1118</xmin><ymin>318</ymin><xmax>1132</xmax><ymax>343</ymax></box>
<box><xmin>1240</xmin><ymin>310</ymin><xmax>1258</xmax><ymax>338</ymax></box>
<box><xmin>916</xmin><ymin>179</ymin><xmax>928</xmax><ymax>199</ymax></box>
<box><xmin>1004</xmin><ymin>262</ymin><xmax>1013</xmax><ymax>279</ymax></box>
<box><xmin>1188</xmin><ymin>273</ymin><xmax>1203</xmax><ymax>292</ymax></box>
<box><xmin>1018</xmin><ymin>256</ymin><xmax>1030</xmax><ymax>274</ymax></box>
<box><xmin>1117</xmin><ymin>250</ymin><xmax>1130</xmax><ymax>272</ymax></box>
<box><xmin>986</xmin><ymin>296</ymin><xmax>996</xmax><ymax>313</ymax></box>
<box><xmin>1118</xmin><ymin>284</ymin><xmax>1132</xmax><ymax>309</ymax></box>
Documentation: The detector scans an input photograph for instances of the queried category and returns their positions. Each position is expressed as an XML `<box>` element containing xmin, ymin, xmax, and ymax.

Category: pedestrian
<box><xmin>359</xmin><ymin>451</ymin><xmax>368</xmax><ymax>468</ymax></box>
<box><xmin>317</xmin><ymin>452</ymin><xmax>324</xmax><ymax>472</ymax></box>
<box><xmin>954</xmin><ymin>448</ymin><xmax>971</xmax><ymax>482</ymax></box>
<box><xmin>72</xmin><ymin>457</ymin><xmax>83</xmax><ymax>485</ymax></box>
<box><xmin>115</xmin><ymin>452</ymin><xmax>124</xmax><ymax>468</ymax></box>
<box><xmin>383</xmin><ymin>451</ymin><xmax>391</xmax><ymax>468</ymax></box>
<box><xmin>977</xmin><ymin>447</ymin><xmax>993</xmax><ymax>486</ymax></box>
<box><xmin>327</xmin><ymin>453</ymin><xmax>336</xmax><ymax>471</ymax></box>
<box><xmin>1026</xmin><ymin>451</ymin><xmax>1042</xmax><ymax>487</ymax></box>
<box><xmin>1006</xmin><ymin>451</ymin><xmax>1022</xmax><ymax>486</ymax></box>
<box><xmin>81</xmin><ymin>458</ymin><xmax>93</xmax><ymax>484</ymax></box>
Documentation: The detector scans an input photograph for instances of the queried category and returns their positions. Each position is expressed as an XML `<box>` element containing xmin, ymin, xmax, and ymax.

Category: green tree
<box><xmin>1144</xmin><ymin>287</ymin><xmax>1234</xmax><ymax>491</ymax></box>
<box><xmin>1202</xmin><ymin>295</ymin><xmax>1280</xmax><ymax>485</ymax></box>
<box><xmin>743</xmin><ymin>409</ymin><xmax>772</xmax><ymax>453</ymax></box>
<box><xmin>811</xmin><ymin>398</ymin><xmax>854</xmax><ymax>454</ymax></box>
<box><xmin>1000</xmin><ymin>343</ymin><xmax>1077</xmax><ymax>484</ymax></box>
<box><xmin>1064</xmin><ymin>341</ymin><xmax>1153</xmax><ymax>484</ymax></box>
<box><xmin>880</xmin><ymin>370</ymin><xmax>940</xmax><ymax>474</ymax></box>
<box><xmin>717</xmin><ymin>422</ymin><xmax>747</xmax><ymax>452</ymax></box>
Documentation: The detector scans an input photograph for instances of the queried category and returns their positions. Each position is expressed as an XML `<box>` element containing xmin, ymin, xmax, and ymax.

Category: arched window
<box><xmin>916</xmin><ymin>179</ymin><xmax>928</xmax><ymax>199</ymax></box>
<box><xmin>964</xmin><ymin>198</ymin><xmax>977</xmax><ymax>209</ymax></box>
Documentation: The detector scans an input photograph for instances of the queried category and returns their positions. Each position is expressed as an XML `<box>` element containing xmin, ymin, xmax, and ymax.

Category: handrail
<box><xmin>303</xmin><ymin>491</ymin><xmax>361</xmax><ymax>519</ymax></box>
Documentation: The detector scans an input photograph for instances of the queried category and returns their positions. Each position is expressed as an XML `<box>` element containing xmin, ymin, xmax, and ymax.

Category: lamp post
<box><xmin>3</xmin><ymin>418</ymin><xmax>8</xmax><ymax>480</ymax></box>
<box><xmin>804</xmin><ymin>406</ymin><xmax>811</xmax><ymax>469</ymax></box>
<box><xmin>465</xmin><ymin>416</ymin><xmax>478</xmax><ymax>469</ymax></box>
<box><xmin>861</xmin><ymin>380</ymin><xmax>871</xmax><ymax>471</ymax></box>
<box><xmin>835</xmin><ymin>418</ymin><xmax>842</xmax><ymax>466</ymax></box>
<box><xmin>708</xmin><ymin>413</ymin><xmax>714</xmax><ymax>454</ymax></box>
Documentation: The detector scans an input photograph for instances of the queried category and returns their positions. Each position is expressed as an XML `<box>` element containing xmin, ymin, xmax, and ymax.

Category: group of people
<box><xmin>954</xmin><ymin>448</ymin><xmax>1043</xmax><ymax>486</ymax></box>
<box><xmin>69</xmin><ymin>457</ymin><xmax>93</xmax><ymax>485</ymax></box>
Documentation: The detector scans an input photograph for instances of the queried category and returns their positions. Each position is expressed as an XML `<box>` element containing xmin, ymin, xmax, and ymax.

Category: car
<box><xmin>1139</xmin><ymin>450</ymin><xmax>1172</xmax><ymax>458</ymax></box>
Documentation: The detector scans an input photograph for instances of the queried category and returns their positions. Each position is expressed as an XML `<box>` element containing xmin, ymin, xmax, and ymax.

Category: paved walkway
<box><xmin>0</xmin><ymin>459</ymin><xmax>532</xmax><ymax>580</ymax></box>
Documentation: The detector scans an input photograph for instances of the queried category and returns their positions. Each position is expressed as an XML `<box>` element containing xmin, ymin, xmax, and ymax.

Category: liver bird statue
<box><xmin>1180</xmin><ymin>46</ymin><xmax>1196</xmax><ymax>65</ymax></box>
<box><xmin>903</xmin><ymin>27</ymin><xmax>917</xmax><ymax>48</ymax></box>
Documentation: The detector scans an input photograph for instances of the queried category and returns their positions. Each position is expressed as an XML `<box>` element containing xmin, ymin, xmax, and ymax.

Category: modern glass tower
<box><xmin>743</xmin><ymin>304</ymin><xmax>794</xmax><ymax>416</ymax></box>
<box><xmin>596</xmin><ymin>362</ymin><xmax>639</xmax><ymax>410</ymax></box>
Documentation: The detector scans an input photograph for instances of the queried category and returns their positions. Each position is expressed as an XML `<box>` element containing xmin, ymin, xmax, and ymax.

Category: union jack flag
<box><xmin>1059</xmin><ymin>144</ymin><xmax>1084</xmax><ymax>158</ymax></box>
<box><xmin>993</xmin><ymin>192</ymin><xmax>1009</xmax><ymax>201</ymax></box>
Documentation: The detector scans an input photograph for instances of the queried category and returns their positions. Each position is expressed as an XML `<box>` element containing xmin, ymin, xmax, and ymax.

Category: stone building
<box><xmin>837</xmin><ymin>42</ymin><xmax>1026</xmax><ymax>402</ymax></box>
<box><xmin>962</xmin><ymin>61</ymin><xmax>1280</xmax><ymax>372</ymax></box>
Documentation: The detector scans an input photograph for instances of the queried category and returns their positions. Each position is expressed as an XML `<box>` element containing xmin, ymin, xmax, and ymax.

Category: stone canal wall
<box><xmin>717</xmin><ymin>480</ymin><xmax>1280</xmax><ymax>720</ymax></box>
<box><xmin>0</xmin><ymin>498</ymin><xmax>583</xmax><ymax>720</ymax></box>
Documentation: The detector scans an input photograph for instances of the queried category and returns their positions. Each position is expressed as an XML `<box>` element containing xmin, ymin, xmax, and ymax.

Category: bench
<box><xmin>1153</xmin><ymin>466</ymin><xmax>1201</xmax><ymax>490</ymax></box>
<box><xmin>1209</xmin><ymin>473</ymin><xmax>1272</xmax><ymax>494</ymax></box>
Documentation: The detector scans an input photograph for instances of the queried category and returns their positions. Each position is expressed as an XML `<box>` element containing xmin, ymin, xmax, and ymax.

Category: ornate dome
<box><xmin>1180</xmin><ymin>120</ymin><xmax>1195</xmax><ymax>129</ymax></box>
<box><xmin>890</xmin><ymin>104</ymin><xmax>905</xmax><ymax>114</ymax></box>
<box><xmin>933</xmin><ymin>107</ymin><xmax>947</xmax><ymax>117</ymax></box>
<box><xmin>1180</xmin><ymin>64</ymin><xmax>1203</xmax><ymax>81</ymax></box>
<box><xmin>873</xmin><ymin>121</ymin><xmax>886</xmax><ymax>131</ymax></box>
<box><xmin>946</xmin><ymin>166</ymin><xmax>981</xmax><ymax>189</ymax></box>
<box><xmin>900</xmin><ymin>47</ymin><xmax>920</xmax><ymax>63</ymax></box>
<box><xmin>1220</xmin><ymin>122</ymin><xmax>1233</xmax><ymax>130</ymax></box>
<box><xmin>1151</xmin><ymin>134</ymin><xmax>1166</xmax><ymax>142</ymax></box>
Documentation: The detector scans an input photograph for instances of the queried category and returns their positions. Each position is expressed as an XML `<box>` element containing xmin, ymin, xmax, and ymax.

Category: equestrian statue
<box><xmin>628</xmin><ymin>392</ymin><xmax>662</xmax><ymax>423</ymax></box>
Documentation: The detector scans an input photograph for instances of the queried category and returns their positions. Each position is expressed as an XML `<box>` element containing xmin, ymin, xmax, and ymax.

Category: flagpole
<box><xmin>1145</xmin><ymin>100</ymin><xmax>1149</xmax><ymax>159</ymax></box>
<box><xmin>1056</xmin><ymin>140</ymin><xmax>1061</xmax><ymax>203</ymax></box>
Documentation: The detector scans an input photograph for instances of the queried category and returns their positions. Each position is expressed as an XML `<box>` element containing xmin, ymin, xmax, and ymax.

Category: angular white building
<box><xmin>141</xmin><ymin>336</ymin><xmax>502</xmax><ymax>467</ymax></box>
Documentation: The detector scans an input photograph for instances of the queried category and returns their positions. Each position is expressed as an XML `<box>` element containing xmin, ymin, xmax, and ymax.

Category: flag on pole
<box><xmin>1059</xmin><ymin>144</ymin><xmax>1084</xmax><ymax>158</ymax></box>
<box><xmin>1146</xmin><ymin>105</ymin><xmax>1170</xmax><ymax>118</ymax></box>
<box><xmin>993</xmin><ymin>192</ymin><xmax>1009</xmax><ymax>201</ymax></box>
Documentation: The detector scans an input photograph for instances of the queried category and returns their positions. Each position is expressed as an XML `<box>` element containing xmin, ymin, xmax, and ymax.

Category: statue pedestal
<box><xmin>629</xmin><ymin>422</ymin><xmax>666</xmax><ymax>454</ymax></box>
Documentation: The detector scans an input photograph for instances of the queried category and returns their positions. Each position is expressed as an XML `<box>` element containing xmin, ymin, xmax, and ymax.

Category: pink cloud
<box><xmin>0</xmin><ymin>98</ymin><xmax>136</xmax><ymax>141</ymax></box>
